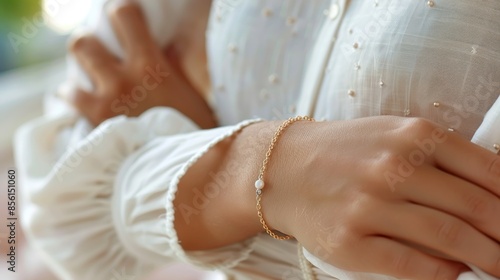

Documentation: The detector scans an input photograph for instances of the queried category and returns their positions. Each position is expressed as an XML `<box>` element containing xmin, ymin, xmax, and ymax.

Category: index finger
<box><xmin>434</xmin><ymin>130</ymin><xmax>500</xmax><ymax>197</ymax></box>
<box><xmin>108</xmin><ymin>3</ymin><xmax>156</xmax><ymax>59</ymax></box>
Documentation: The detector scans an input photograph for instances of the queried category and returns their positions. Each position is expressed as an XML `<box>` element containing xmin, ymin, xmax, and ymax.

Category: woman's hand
<box><xmin>262</xmin><ymin>117</ymin><xmax>500</xmax><ymax>279</ymax></box>
<box><xmin>68</xmin><ymin>3</ymin><xmax>216</xmax><ymax>128</ymax></box>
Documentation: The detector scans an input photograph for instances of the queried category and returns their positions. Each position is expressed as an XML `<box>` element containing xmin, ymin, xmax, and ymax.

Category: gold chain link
<box><xmin>256</xmin><ymin>116</ymin><xmax>315</xmax><ymax>240</ymax></box>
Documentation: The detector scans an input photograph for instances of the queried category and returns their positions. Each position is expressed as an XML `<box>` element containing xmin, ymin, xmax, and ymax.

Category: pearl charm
<box><xmin>260</xmin><ymin>89</ymin><xmax>270</xmax><ymax>100</ymax></box>
<box><xmin>328</xmin><ymin>4</ymin><xmax>340</xmax><ymax>20</ymax></box>
<box><xmin>255</xmin><ymin>179</ymin><xmax>265</xmax><ymax>190</ymax></box>
<box><xmin>268</xmin><ymin>74</ymin><xmax>279</xmax><ymax>84</ymax></box>
<box><xmin>262</xmin><ymin>8</ymin><xmax>273</xmax><ymax>17</ymax></box>
<box><xmin>494</xmin><ymin>144</ymin><xmax>500</xmax><ymax>151</ymax></box>
<box><xmin>228</xmin><ymin>43</ymin><xmax>238</xmax><ymax>53</ymax></box>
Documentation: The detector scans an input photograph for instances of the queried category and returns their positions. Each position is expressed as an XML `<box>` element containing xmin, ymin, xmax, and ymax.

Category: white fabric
<box><xmin>303</xmin><ymin>249</ymin><xmax>496</xmax><ymax>280</ymax></box>
<box><xmin>15</xmin><ymin>0</ymin><xmax>500</xmax><ymax>279</ymax></box>
<box><xmin>16</xmin><ymin>107</ymin><xmax>262</xmax><ymax>279</ymax></box>
<box><xmin>473</xmin><ymin>96</ymin><xmax>500</xmax><ymax>153</ymax></box>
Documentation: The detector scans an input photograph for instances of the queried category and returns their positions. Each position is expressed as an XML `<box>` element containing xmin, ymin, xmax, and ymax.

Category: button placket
<box><xmin>296</xmin><ymin>0</ymin><xmax>348</xmax><ymax>117</ymax></box>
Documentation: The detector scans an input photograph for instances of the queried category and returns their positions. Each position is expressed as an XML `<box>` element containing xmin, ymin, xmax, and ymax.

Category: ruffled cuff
<box><xmin>163</xmin><ymin>121</ymin><xmax>261</xmax><ymax>269</ymax></box>
<box><xmin>15</xmin><ymin>107</ymin><xmax>261</xmax><ymax>280</ymax></box>
<box><xmin>112</xmin><ymin>112</ymin><xmax>262</xmax><ymax>270</ymax></box>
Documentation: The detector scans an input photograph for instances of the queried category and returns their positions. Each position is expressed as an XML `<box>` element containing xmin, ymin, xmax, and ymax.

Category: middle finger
<box><xmin>396</xmin><ymin>165</ymin><xmax>500</xmax><ymax>242</ymax></box>
<box><xmin>108</xmin><ymin>3</ymin><xmax>157</xmax><ymax>60</ymax></box>
<box><xmin>70</xmin><ymin>34</ymin><xmax>121</xmax><ymax>88</ymax></box>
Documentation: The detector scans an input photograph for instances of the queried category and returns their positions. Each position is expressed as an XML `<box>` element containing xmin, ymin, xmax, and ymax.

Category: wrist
<box><xmin>176</xmin><ymin>120</ymin><xmax>292</xmax><ymax>250</ymax></box>
<box><xmin>260</xmin><ymin>120</ymin><xmax>320</xmax><ymax>238</ymax></box>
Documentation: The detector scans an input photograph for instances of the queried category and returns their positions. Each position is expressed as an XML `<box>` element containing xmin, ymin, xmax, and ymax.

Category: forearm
<box><xmin>175</xmin><ymin>120</ymin><xmax>283</xmax><ymax>250</ymax></box>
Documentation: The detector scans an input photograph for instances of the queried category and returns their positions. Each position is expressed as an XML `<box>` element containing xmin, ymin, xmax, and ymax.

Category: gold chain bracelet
<box><xmin>255</xmin><ymin>116</ymin><xmax>315</xmax><ymax>240</ymax></box>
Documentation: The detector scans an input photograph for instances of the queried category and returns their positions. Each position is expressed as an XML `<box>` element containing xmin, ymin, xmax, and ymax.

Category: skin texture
<box><xmin>69</xmin><ymin>3</ymin><xmax>500</xmax><ymax>280</ymax></box>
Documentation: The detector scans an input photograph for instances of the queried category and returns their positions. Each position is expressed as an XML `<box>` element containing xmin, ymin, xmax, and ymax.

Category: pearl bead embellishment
<box><xmin>268</xmin><ymin>74</ymin><xmax>279</xmax><ymax>84</ymax></box>
<box><xmin>228</xmin><ymin>43</ymin><xmax>238</xmax><ymax>53</ymax></box>
<box><xmin>255</xmin><ymin>179</ymin><xmax>265</xmax><ymax>190</ymax></box>
<box><xmin>262</xmin><ymin>8</ymin><xmax>273</xmax><ymax>17</ymax></box>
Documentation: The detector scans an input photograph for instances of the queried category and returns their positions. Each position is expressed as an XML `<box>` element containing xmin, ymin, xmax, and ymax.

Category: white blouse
<box><xmin>15</xmin><ymin>0</ymin><xmax>500</xmax><ymax>280</ymax></box>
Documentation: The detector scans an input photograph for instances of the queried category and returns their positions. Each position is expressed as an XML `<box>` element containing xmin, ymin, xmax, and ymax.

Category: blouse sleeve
<box><xmin>14</xmin><ymin>107</ymin><xmax>261</xmax><ymax>280</ymax></box>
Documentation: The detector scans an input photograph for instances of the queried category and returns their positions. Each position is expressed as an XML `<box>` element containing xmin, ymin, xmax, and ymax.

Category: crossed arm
<box><xmin>66</xmin><ymin>3</ymin><xmax>500</xmax><ymax>280</ymax></box>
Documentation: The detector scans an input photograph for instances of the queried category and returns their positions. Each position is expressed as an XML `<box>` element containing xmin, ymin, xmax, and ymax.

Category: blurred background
<box><xmin>0</xmin><ymin>0</ymin><xmax>73</xmax><ymax>152</ymax></box>
<box><xmin>0</xmin><ymin>1</ymin><xmax>223</xmax><ymax>279</ymax></box>
<box><xmin>0</xmin><ymin>1</ymin><xmax>74</xmax><ymax>279</ymax></box>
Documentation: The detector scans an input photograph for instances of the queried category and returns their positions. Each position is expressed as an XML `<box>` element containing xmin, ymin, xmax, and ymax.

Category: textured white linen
<box><xmin>473</xmin><ymin>96</ymin><xmax>500</xmax><ymax>153</ymax></box>
<box><xmin>15</xmin><ymin>0</ymin><xmax>500</xmax><ymax>279</ymax></box>
<box><xmin>16</xmin><ymin>107</ymin><xmax>262</xmax><ymax>279</ymax></box>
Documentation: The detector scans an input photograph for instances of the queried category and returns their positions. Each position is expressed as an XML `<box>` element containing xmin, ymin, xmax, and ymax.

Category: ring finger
<box><xmin>373</xmin><ymin>203</ymin><xmax>500</xmax><ymax>276</ymax></box>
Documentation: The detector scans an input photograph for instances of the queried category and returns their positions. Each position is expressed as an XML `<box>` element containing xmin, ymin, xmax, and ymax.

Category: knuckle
<box><xmin>346</xmin><ymin>195</ymin><xmax>373</xmax><ymax>219</ymax></box>
<box><xmin>431</xmin><ymin>264</ymin><xmax>458</xmax><ymax>280</ymax></box>
<box><xmin>391</xmin><ymin>250</ymin><xmax>413</xmax><ymax>275</ymax></box>
<box><xmin>69</xmin><ymin>35</ymin><xmax>93</xmax><ymax>53</ymax></box>
<box><xmin>105</xmin><ymin>79</ymin><xmax>128</xmax><ymax>95</ymax></box>
<box><xmin>344</xmin><ymin>197</ymin><xmax>382</xmax><ymax>231</ymax></box>
<box><xmin>402</xmin><ymin>118</ymin><xmax>437</xmax><ymax>139</ymax></box>
<box><xmin>463</xmin><ymin>194</ymin><xmax>493</xmax><ymax>222</ymax></box>
<box><xmin>487</xmin><ymin>156</ymin><xmax>500</xmax><ymax>181</ymax></box>
<box><xmin>378</xmin><ymin>152</ymin><xmax>402</xmax><ymax>171</ymax></box>
<box><xmin>435</xmin><ymin>220</ymin><xmax>463</xmax><ymax>247</ymax></box>
<box><xmin>371</xmin><ymin>152</ymin><xmax>404</xmax><ymax>181</ymax></box>
<box><xmin>108</xmin><ymin>3</ymin><xmax>140</xmax><ymax>21</ymax></box>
